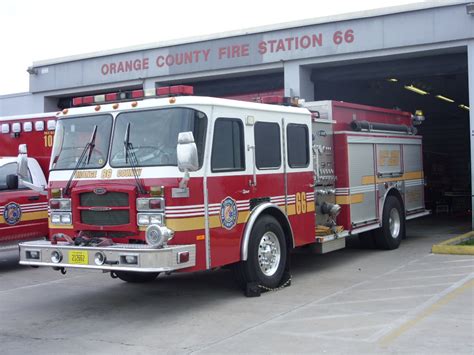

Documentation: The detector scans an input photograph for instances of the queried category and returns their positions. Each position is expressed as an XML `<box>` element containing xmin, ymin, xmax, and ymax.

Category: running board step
<box><xmin>312</xmin><ymin>230</ymin><xmax>349</xmax><ymax>254</ymax></box>
<box><xmin>312</xmin><ymin>237</ymin><xmax>346</xmax><ymax>254</ymax></box>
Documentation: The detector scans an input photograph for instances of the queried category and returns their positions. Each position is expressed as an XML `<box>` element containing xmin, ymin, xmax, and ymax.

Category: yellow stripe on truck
<box><xmin>336</xmin><ymin>194</ymin><xmax>364</xmax><ymax>205</ymax></box>
<box><xmin>0</xmin><ymin>211</ymin><xmax>48</xmax><ymax>225</ymax></box>
<box><xmin>362</xmin><ymin>171</ymin><xmax>423</xmax><ymax>185</ymax></box>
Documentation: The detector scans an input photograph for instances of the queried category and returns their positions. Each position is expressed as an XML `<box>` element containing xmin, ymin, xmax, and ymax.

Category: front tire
<box><xmin>375</xmin><ymin>195</ymin><xmax>405</xmax><ymax>250</ymax></box>
<box><xmin>114</xmin><ymin>271</ymin><xmax>159</xmax><ymax>283</ymax></box>
<box><xmin>234</xmin><ymin>215</ymin><xmax>287</xmax><ymax>289</ymax></box>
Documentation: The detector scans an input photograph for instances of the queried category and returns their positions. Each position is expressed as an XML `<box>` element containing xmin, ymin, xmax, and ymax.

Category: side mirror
<box><xmin>6</xmin><ymin>174</ymin><xmax>19</xmax><ymax>190</ymax></box>
<box><xmin>177</xmin><ymin>132</ymin><xmax>199</xmax><ymax>172</ymax></box>
<box><xmin>17</xmin><ymin>144</ymin><xmax>29</xmax><ymax>180</ymax></box>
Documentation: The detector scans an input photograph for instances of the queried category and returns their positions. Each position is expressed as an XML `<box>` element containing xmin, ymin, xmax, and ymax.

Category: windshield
<box><xmin>110</xmin><ymin>108</ymin><xmax>207</xmax><ymax>168</ymax></box>
<box><xmin>51</xmin><ymin>114</ymin><xmax>113</xmax><ymax>170</ymax></box>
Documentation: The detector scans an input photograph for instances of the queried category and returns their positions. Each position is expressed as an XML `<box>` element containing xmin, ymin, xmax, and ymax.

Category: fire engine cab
<box><xmin>19</xmin><ymin>86</ymin><xmax>428</xmax><ymax>293</ymax></box>
<box><xmin>0</xmin><ymin>113</ymin><xmax>56</xmax><ymax>250</ymax></box>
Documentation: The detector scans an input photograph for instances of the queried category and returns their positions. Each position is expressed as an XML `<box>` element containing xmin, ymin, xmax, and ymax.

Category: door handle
<box><xmin>239</xmin><ymin>189</ymin><xmax>250</xmax><ymax>195</ymax></box>
<box><xmin>28</xmin><ymin>195</ymin><xmax>40</xmax><ymax>201</ymax></box>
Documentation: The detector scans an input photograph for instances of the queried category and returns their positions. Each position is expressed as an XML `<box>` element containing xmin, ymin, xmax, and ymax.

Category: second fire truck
<box><xmin>19</xmin><ymin>86</ymin><xmax>428</xmax><ymax>293</ymax></box>
<box><xmin>0</xmin><ymin>113</ymin><xmax>56</xmax><ymax>250</ymax></box>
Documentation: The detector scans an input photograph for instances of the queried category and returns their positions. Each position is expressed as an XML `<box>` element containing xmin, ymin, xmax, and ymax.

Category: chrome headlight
<box><xmin>137</xmin><ymin>213</ymin><xmax>164</xmax><ymax>226</ymax></box>
<box><xmin>50</xmin><ymin>212</ymin><xmax>72</xmax><ymax>225</ymax></box>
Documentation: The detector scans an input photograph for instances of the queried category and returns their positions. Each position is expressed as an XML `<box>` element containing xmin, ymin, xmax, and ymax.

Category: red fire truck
<box><xmin>0</xmin><ymin>113</ymin><xmax>56</xmax><ymax>250</ymax></box>
<box><xmin>18</xmin><ymin>87</ymin><xmax>428</xmax><ymax>294</ymax></box>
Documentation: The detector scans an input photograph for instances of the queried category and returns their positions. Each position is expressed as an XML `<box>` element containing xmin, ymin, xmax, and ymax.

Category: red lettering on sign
<box><xmin>101</xmin><ymin>64</ymin><xmax>109</xmax><ymax>75</ymax></box>
<box><xmin>276</xmin><ymin>39</ymin><xmax>285</xmax><ymax>52</ymax></box>
<box><xmin>257</xmin><ymin>33</ymin><xmax>324</xmax><ymax>54</ymax></box>
<box><xmin>100</xmin><ymin>58</ymin><xmax>150</xmax><ymax>75</ymax></box>
<box><xmin>156</xmin><ymin>56</ymin><xmax>164</xmax><ymax>67</ymax></box>
<box><xmin>184</xmin><ymin>52</ymin><xmax>193</xmax><ymax>64</ymax></box>
<box><xmin>333</xmin><ymin>29</ymin><xmax>354</xmax><ymax>45</ymax></box>
<box><xmin>218</xmin><ymin>44</ymin><xmax>250</xmax><ymax>59</ymax></box>
<box><xmin>100</xmin><ymin>30</ymin><xmax>355</xmax><ymax>76</ymax></box>
<box><xmin>203</xmin><ymin>49</ymin><xmax>210</xmax><ymax>61</ymax></box>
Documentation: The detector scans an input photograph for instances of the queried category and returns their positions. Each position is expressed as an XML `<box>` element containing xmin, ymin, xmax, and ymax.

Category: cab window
<box><xmin>211</xmin><ymin>118</ymin><xmax>245</xmax><ymax>172</ymax></box>
<box><xmin>254</xmin><ymin>122</ymin><xmax>281</xmax><ymax>169</ymax></box>
<box><xmin>287</xmin><ymin>124</ymin><xmax>309</xmax><ymax>168</ymax></box>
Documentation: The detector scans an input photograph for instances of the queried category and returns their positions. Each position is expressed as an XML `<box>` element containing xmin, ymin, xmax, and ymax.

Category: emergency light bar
<box><xmin>72</xmin><ymin>85</ymin><xmax>194</xmax><ymax>107</ymax></box>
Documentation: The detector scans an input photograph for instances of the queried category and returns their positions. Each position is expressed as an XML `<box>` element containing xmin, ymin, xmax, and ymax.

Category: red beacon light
<box><xmin>82</xmin><ymin>96</ymin><xmax>94</xmax><ymax>105</ymax></box>
<box><xmin>105</xmin><ymin>93</ymin><xmax>118</xmax><ymax>101</ymax></box>
<box><xmin>49</xmin><ymin>200</ymin><xmax>60</xmax><ymax>210</ymax></box>
<box><xmin>157</xmin><ymin>85</ymin><xmax>194</xmax><ymax>97</ymax></box>
<box><xmin>156</xmin><ymin>87</ymin><xmax>170</xmax><ymax>96</ymax></box>
<box><xmin>169</xmin><ymin>85</ymin><xmax>193</xmax><ymax>95</ymax></box>
<box><xmin>72</xmin><ymin>97</ymin><xmax>83</xmax><ymax>106</ymax></box>
<box><xmin>131</xmin><ymin>90</ymin><xmax>144</xmax><ymax>99</ymax></box>
<box><xmin>261</xmin><ymin>95</ymin><xmax>285</xmax><ymax>105</ymax></box>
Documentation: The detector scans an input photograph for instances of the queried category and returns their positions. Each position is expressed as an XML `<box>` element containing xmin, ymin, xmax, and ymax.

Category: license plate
<box><xmin>69</xmin><ymin>250</ymin><xmax>89</xmax><ymax>265</ymax></box>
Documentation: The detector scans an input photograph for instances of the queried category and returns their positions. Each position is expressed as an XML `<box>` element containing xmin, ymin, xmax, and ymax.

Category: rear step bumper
<box><xmin>19</xmin><ymin>240</ymin><xmax>196</xmax><ymax>272</ymax></box>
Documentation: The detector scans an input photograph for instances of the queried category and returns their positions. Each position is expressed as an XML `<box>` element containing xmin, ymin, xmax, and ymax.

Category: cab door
<box><xmin>207</xmin><ymin>115</ymin><xmax>250</xmax><ymax>267</ymax></box>
<box><xmin>0</xmin><ymin>163</ymin><xmax>48</xmax><ymax>245</ymax></box>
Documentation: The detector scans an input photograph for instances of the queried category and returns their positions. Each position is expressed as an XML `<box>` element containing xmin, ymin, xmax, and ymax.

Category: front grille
<box><xmin>80</xmin><ymin>210</ymin><xmax>130</xmax><ymax>226</ymax></box>
<box><xmin>80</xmin><ymin>192</ymin><xmax>129</xmax><ymax>207</ymax></box>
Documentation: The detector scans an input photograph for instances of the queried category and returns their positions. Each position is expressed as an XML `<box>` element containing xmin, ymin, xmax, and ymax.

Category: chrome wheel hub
<box><xmin>389</xmin><ymin>208</ymin><xmax>401</xmax><ymax>239</ymax></box>
<box><xmin>258</xmin><ymin>231</ymin><xmax>281</xmax><ymax>276</ymax></box>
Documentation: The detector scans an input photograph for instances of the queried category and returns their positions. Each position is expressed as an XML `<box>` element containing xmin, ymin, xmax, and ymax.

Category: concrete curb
<box><xmin>431</xmin><ymin>231</ymin><xmax>474</xmax><ymax>255</ymax></box>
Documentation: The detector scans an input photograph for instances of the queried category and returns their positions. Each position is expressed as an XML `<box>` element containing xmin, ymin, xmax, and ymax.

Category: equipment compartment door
<box><xmin>403</xmin><ymin>143</ymin><xmax>425</xmax><ymax>212</ymax></box>
<box><xmin>376</xmin><ymin>144</ymin><xmax>402</xmax><ymax>178</ymax></box>
<box><xmin>348</xmin><ymin>143</ymin><xmax>377</xmax><ymax>226</ymax></box>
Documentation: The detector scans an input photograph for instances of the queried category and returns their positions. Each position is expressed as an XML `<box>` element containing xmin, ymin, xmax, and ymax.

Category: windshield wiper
<box><xmin>64</xmin><ymin>125</ymin><xmax>97</xmax><ymax>196</ymax></box>
<box><xmin>124</xmin><ymin>123</ymin><xmax>146</xmax><ymax>195</ymax></box>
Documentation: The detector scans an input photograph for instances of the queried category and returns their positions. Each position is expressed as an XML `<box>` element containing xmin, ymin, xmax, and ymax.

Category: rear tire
<box><xmin>375</xmin><ymin>195</ymin><xmax>405</xmax><ymax>250</ymax></box>
<box><xmin>114</xmin><ymin>271</ymin><xmax>159</xmax><ymax>283</ymax></box>
<box><xmin>234</xmin><ymin>215</ymin><xmax>287</xmax><ymax>289</ymax></box>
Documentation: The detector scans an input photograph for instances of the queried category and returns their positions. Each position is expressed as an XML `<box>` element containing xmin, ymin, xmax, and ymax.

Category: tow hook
<box><xmin>110</xmin><ymin>271</ymin><xmax>118</xmax><ymax>279</ymax></box>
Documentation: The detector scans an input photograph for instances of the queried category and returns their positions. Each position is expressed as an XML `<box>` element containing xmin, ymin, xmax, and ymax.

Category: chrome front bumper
<box><xmin>19</xmin><ymin>240</ymin><xmax>196</xmax><ymax>272</ymax></box>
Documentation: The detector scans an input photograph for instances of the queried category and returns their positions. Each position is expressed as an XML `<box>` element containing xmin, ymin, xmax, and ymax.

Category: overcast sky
<box><xmin>0</xmin><ymin>0</ymin><xmax>434</xmax><ymax>96</ymax></box>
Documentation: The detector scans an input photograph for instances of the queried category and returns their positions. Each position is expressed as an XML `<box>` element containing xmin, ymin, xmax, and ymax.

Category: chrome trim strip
<box><xmin>350</xmin><ymin>223</ymin><xmax>381</xmax><ymax>235</ymax></box>
<box><xmin>19</xmin><ymin>241</ymin><xmax>196</xmax><ymax>272</ymax></box>
<box><xmin>346</xmin><ymin>135</ymin><xmax>422</xmax><ymax>145</ymax></box>
<box><xmin>282</xmin><ymin>117</ymin><xmax>288</xmax><ymax>215</ymax></box>
<box><xmin>18</xmin><ymin>261</ymin><xmax>187</xmax><ymax>273</ymax></box>
<box><xmin>203</xmin><ymin>106</ymin><xmax>214</xmax><ymax>270</ymax></box>
<box><xmin>241</xmin><ymin>202</ymin><xmax>294</xmax><ymax>260</ymax></box>
<box><xmin>406</xmin><ymin>210</ymin><xmax>431</xmax><ymax>220</ymax></box>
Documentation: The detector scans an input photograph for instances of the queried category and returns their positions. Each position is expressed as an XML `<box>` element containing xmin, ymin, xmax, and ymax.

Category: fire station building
<box><xmin>1</xmin><ymin>1</ymin><xmax>473</xmax><ymax>225</ymax></box>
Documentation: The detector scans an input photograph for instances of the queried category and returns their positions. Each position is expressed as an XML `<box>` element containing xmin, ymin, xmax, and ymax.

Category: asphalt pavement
<box><xmin>0</xmin><ymin>215</ymin><xmax>473</xmax><ymax>354</ymax></box>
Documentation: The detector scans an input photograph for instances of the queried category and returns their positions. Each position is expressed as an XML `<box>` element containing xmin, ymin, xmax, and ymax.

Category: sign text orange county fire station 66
<box><xmin>100</xmin><ymin>29</ymin><xmax>355</xmax><ymax>75</ymax></box>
